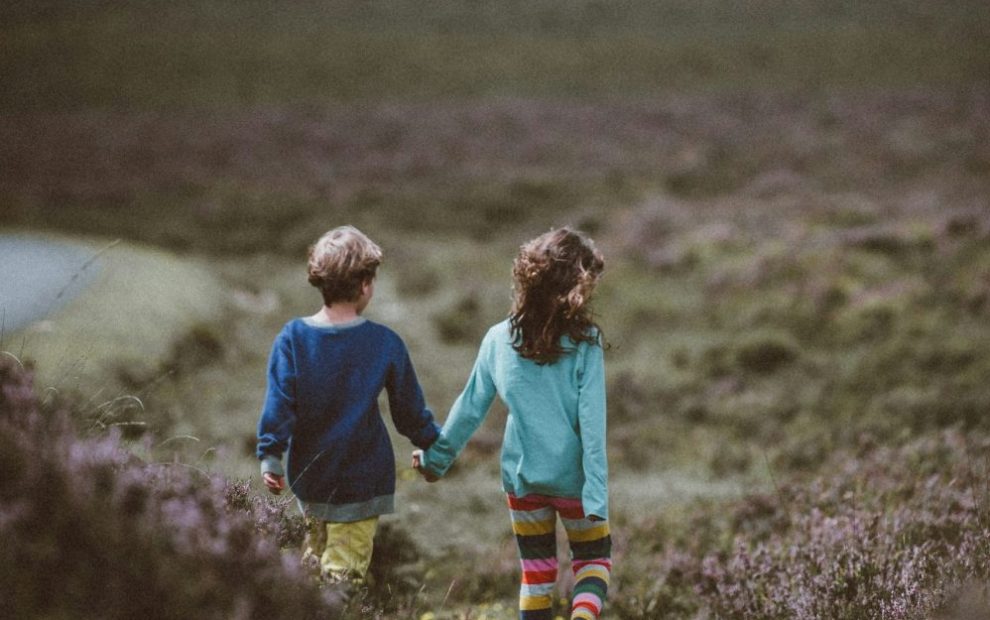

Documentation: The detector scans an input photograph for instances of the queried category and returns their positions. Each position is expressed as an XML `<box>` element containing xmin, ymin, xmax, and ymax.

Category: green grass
<box><xmin>2</xmin><ymin>0</ymin><xmax>987</xmax><ymax>110</ymax></box>
<box><xmin>4</xmin><ymin>232</ymin><xmax>226</xmax><ymax>418</ymax></box>
<box><xmin>2</xmin><ymin>1</ymin><xmax>989</xmax><ymax>615</ymax></box>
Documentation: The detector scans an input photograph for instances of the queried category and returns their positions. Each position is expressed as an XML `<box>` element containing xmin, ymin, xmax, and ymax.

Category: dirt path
<box><xmin>0</xmin><ymin>235</ymin><xmax>103</xmax><ymax>336</ymax></box>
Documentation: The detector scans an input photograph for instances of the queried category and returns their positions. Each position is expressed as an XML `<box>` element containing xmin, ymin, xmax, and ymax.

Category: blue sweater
<box><xmin>421</xmin><ymin>320</ymin><xmax>609</xmax><ymax>519</ymax></box>
<box><xmin>256</xmin><ymin>317</ymin><xmax>440</xmax><ymax>521</ymax></box>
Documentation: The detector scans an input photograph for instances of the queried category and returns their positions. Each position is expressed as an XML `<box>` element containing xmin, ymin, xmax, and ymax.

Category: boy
<box><xmin>257</xmin><ymin>225</ymin><xmax>439</xmax><ymax>584</ymax></box>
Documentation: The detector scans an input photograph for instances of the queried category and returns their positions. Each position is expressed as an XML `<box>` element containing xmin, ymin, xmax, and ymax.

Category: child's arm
<box><xmin>577</xmin><ymin>338</ymin><xmax>608</xmax><ymax>521</ymax></box>
<box><xmin>385</xmin><ymin>341</ymin><xmax>441</xmax><ymax>450</ymax></box>
<box><xmin>256</xmin><ymin>329</ymin><xmax>297</xmax><ymax>490</ymax></box>
<box><xmin>419</xmin><ymin>331</ymin><xmax>497</xmax><ymax>479</ymax></box>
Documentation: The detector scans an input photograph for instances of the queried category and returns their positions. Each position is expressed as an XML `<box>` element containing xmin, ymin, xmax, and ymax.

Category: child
<box><xmin>414</xmin><ymin>227</ymin><xmax>610</xmax><ymax>620</ymax></box>
<box><xmin>257</xmin><ymin>225</ymin><xmax>440</xmax><ymax>585</ymax></box>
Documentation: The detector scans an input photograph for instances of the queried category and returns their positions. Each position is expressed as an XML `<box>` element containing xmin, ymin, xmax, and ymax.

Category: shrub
<box><xmin>0</xmin><ymin>354</ymin><xmax>339</xmax><ymax>620</ymax></box>
<box><xmin>366</xmin><ymin>521</ymin><xmax>426</xmax><ymax>611</ymax></box>
<box><xmin>432</xmin><ymin>293</ymin><xmax>483</xmax><ymax>344</ymax></box>
<box><xmin>839</xmin><ymin>224</ymin><xmax>936</xmax><ymax>257</ymax></box>
<box><xmin>614</xmin><ymin>430</ymin><xmax>990</xmax><ymax>620</ymax></box>
<box><xmin>699</xmin><ymin>332</ymin><xmax>799</xmax><ymax>377</ymax></box>
<box><xmin>733</xmin><ymin>332</ymin><xmax>799</xmax><ymax>374</ymax></box>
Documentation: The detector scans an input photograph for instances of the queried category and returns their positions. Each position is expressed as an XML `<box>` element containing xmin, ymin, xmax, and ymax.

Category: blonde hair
<box><xmin>307</xmin><ymin>226</ymin><xmax>382</xmax><ymax>305</ymax></box>
<box><xmin>510</xmin><ymin>227</ymin><xmax>605</xmax><ymax>364</ymax></box>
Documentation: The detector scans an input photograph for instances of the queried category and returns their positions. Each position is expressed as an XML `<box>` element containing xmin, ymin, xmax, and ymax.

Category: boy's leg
<box><xmin>555</xmin><ymin>499</ymin><xmax>611</xmax><ymax>620</ymax></box>
<box><xmin>321</xmin><ymin>516</ymin><xmax>379</xmax><ymax>582</ymax></box>
<box><xmin>302</xmin><ymin>516</ymin><xmax>329</xmax><ymax>574</ymax></box>
<box><xmin>507</xmin><ymin>494</ymin><xmax>559</xmax><ymax>620</ymax></box>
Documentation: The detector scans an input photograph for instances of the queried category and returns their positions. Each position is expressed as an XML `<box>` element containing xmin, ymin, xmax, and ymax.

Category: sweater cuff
<box><xmin>419</xmin><ymin>440</ymin><xmax>453</xmax><ymax>478</ymax></box>
<box><xmin>413</xmin><ymin>421</ymin><xmax>442</xmax><ymax>450</ymax></box>
<box><xmin>260</xmin><ymin>455</ymin><xmax>284</xmax><ymax>477</ymax></box>
<box><xmin>581</xmin><ymin>492</ymin><xmax>608</xmax><ymax>523</ymax></box>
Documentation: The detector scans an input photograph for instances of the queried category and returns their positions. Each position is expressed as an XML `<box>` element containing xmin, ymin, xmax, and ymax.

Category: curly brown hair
<box><xmin>509</xmin><ymin>227</ymin><xmax>605</xmax><ymax>364</ymax></box>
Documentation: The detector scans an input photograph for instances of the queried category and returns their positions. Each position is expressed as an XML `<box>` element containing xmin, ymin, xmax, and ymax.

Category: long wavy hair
<box><xmin>509</xmin><ymin>227</ymin><xmax>605</xmax><ymax>364</ymax></box>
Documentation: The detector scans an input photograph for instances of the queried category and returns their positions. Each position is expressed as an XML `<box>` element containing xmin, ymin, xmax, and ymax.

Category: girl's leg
<box><xmin>507</xmin><ymin>494</ymin><xmax>559</xmax><ymax>620</ymax></box>
<box><xmin>555</xmin><ymin>499</ymin><xmax>611</xmax><ymax>620</ymax></box>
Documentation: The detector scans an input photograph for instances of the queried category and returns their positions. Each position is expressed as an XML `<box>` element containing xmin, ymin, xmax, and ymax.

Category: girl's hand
<box><xmin>263</xmin><ymin>472</ymin><xmax>286</xmax><ymax>495</ymax></box>
<box><xmin>411</xmin><ymin>450</ymin><xmax>439</xmax><ymax>483</ymax></box>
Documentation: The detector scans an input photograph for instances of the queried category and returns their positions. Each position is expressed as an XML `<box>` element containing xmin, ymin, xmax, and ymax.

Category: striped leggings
<box><xmin>507</xmin><ymin>494</ymin><xmax>612</xmax><ymax>620</ymax></box>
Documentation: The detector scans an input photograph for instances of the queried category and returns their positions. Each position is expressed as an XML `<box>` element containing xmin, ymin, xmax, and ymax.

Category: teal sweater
<box><xmin>421</xmin><ymin>319</ymin><xmax>609</xmax><ymax>519</ymax></box>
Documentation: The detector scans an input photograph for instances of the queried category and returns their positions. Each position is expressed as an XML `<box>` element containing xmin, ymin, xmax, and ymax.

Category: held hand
<box><xmin>411</xmin><ymin>450</ymin><xmax>439</xmax><ymax>483</ymax></box>
<box><xmin>263</xmin><ymin>472</ymin><xmax>286</xmax><ymax>495</ymax></box>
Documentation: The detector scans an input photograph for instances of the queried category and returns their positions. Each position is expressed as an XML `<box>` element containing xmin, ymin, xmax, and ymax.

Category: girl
<box><xmin>415</xmin><ymin>227</ymin><xmax>610</xmax><ymax>620</ymax></box>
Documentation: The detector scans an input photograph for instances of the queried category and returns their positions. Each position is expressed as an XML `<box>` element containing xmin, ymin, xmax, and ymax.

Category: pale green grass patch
<box><xmin>8</xmin><ymin>234</ymin><xmax>225</xmax><ymax>393</ymax></box>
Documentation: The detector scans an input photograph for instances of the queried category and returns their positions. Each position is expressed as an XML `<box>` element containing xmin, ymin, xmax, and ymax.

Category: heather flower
<box><xmin>0</xmin><ymin>355</ymin><xmax>337</xmax><ymax>619</ymax></box>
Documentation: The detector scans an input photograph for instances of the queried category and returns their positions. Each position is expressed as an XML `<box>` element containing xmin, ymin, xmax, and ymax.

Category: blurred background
<box><xmin>1</xmin><ymin>1</ymin><xmax>989</xmax><ymax>618</ymax></box>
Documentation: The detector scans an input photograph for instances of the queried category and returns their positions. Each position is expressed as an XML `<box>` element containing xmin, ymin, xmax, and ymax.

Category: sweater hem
<box><xmin>298</xmin><ymin>494</ymin><xmax>395</xmax><ymax>522</ymax></box>
<box><xmin>260</xmin><ymin>455</ymin><xmax>284</xmax><ymax>477</ymax></box>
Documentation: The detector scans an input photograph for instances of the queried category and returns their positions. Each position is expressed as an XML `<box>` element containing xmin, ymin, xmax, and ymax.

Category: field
<box><xmin>1</xmin><ymin>1</ymin><xmax>989</xmax><ymax>618</ymax></box>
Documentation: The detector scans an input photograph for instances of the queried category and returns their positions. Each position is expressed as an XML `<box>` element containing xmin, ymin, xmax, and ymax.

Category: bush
<box><xmin>0</xmin><ymin>354</ymin><xmax>339</xmax><ymax>620</ymax></box>
<box><xmin>614</xmin><ymin>431</ymin><xmax>990</xmax><ymax>620</ymax></box>
<box><xmin>432</xmin><ymin>293</ymin><xmax>484</xmax><ymax>344</ymax></box>
<box><xmin>733</xmin><ymin>332</ymin><xmax>799</xmax><ymax>374</ymax></box>
<box><xmin>698</xmin><ymin>332</ymin><xmax>799</xmax><ymax>377</ymax></box>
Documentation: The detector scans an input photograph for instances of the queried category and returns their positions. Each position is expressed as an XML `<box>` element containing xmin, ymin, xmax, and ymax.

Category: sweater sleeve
<box><xmin>256</xmin><ymin>328</ymin><xmax>296</xmax><ymax>477</ymax></box>
<box><xmin>577</xmin><ymin>339</ymin><xmax>609</xmax><ymax>520</ymax></box>
<box><xmin>420</xmin><ymin>331</ymin><xmax>497</xmax><ymax>478</ymax></box>
<box><xmin>385</xmin><ymin>338</ymin><xmax>441</xmax><ymax>449</ymax></box>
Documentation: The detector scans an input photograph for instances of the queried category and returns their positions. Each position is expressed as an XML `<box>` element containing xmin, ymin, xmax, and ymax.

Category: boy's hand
<box><xmin>263</xmin><ymin>472</ymin><xmax>286</xmax><ymax>495</ymax></box>
<box><xmin>411</xmin><ymin>450</ymin><xmax>439</xmax><ymax>483</ymax></box>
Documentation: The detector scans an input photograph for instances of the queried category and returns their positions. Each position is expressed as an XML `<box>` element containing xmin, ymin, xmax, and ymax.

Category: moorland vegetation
<box><xmin>2</xmin><ymin>1</ymin><xmax>989</xmax><ymax>618</ymax></box>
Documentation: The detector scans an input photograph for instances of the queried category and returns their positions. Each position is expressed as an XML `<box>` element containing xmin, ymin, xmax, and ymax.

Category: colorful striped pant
<box><xmin>507</xmin><ymin>494</ymin><xmax>612</xmax><ymax>620</ymax></box>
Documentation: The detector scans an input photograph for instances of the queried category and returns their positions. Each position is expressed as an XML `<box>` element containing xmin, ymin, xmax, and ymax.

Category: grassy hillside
<box><xmin>1</xmin><ymin>0</ymin><xmax>987</xmax><ymax>109</ymax></box>
<box><xmin>4</xmin><ymin>234</ymin><xmax>227</xmax><ymax>437</ymax></box>
<box><xmin>1</xmin><ymin>1</ymin><xmax>988</xmax><ymax>617</ymax></box>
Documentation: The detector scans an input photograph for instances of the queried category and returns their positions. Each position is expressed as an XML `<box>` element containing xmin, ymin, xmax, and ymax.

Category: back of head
<box><xmin>510</xmin><ymin>227</ymin><xmax>605</xmax><ymax>364</ymax></box>
<box><xmin>307</xmin><ymin>226</ymin><xmax>382</xmax><ymax>306</ymax></box>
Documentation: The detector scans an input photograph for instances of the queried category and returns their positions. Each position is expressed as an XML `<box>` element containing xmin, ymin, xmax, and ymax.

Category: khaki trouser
<box><xmin>303</xmin><ymin>516</ymin><xmax>379</xmax><ymax>582</ymax></box>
